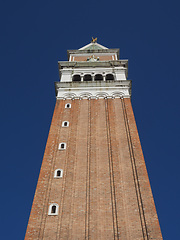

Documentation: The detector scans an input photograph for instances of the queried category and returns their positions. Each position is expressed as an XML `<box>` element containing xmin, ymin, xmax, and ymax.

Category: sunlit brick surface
<box><xmin>25</xmin><ymin>98</ymin><xmax>162</xmax><ymax>240</ymax></box>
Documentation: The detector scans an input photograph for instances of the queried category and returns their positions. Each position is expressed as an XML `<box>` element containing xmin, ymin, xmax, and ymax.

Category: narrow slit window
<box><xmin>51</xmin><ymin>206</ymin><xmax>56</xmax><ymax>214</ymax></box>
<box><xmin>62</xmin><ymin>121</ymin><xmax>69</xmax><ymax>127</ymax></box>
<box><xmin>54</xmin><ymin>169</ymin><xmax>63</xmax><ymax>178</ymax></box>
<box><xmin>59</xmin><ymin>143</ymin><xmax>66</xmax><ymax>150</ymax></box>
<box><xmin>48</xmin><ymin>203</ymin><xmax>59</xmax><ymax>215</ymax></box>
<box><xmin>61</xmin><ymin>143</ymin><xmax>64</xmax><ymax>148</ymax></box>
<box><xmin>65</xmin><ymin>103</ymin><xmax>71</xmax><ymax>108</ymax></box>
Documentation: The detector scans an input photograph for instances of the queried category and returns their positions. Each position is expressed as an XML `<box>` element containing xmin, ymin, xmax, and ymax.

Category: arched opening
<box><xmin>106</xmin><ymin>74</ymin><xmax>114</xmax><ymax>81</ymax></box>
<box><xmin>95</xmin><ymin>74</ymin><xmax>103</xmax><ymax>81</ymax></box>
<box><xmin>83</xmin><ymin>74</ymin><xmax>92</xmax><ymax>81</ymax></box>
<box><xmin>59</xmin><ymin>143</ymin><xmax>66</xmax><ymax>150</ymax></box>
<box><xmin>48</xmin><ymin>203</ymin><xmax>59</xmax><ymax>215</ymax></box>
<box><xmin>54</xmin><ymin>169</ymin><xmax>63</xmax><ymax>178</ymax></box>
<box><xmin>62</xmin><ymin>121</ymin><xmax>69</xmax><ymax>127</ymax></box>
<box><xmin>72</xmin><ymin>75</ymin><xmax>81</xmax><ymax>82</ymax></box>
<box><xmin>51</xmin><ymin>205</ymin><xmax>56</xmax><ymax>214</ymax></box>
<box><xmin>65</xmin><ymin>103</ymin><xmax>71</xmax><ymax>108</ymax></box>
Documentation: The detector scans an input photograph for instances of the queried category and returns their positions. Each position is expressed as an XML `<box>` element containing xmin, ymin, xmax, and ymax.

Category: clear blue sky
<box><xmin>0</xmin><ymin>0</ymin><xmax>180</xmax><ymax>239</ymax></box>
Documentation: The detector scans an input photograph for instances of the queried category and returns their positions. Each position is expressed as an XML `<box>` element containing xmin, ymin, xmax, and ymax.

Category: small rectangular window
<box><xmin>58</xmin><ymin>143</ymin><xmax>66</xmax><ymax>150</ymax></box>
<box><xmin>62</xmin><ymin>121</ymin><xmax>69</xmax><ymax>127</ymax></box>
<box><xmin>48</xmin><ymin>203</ymin><xmax>59</xmax><ymax>215</ymax></box>
<box><xmin>54</xmin><ymin>169</ymin><xmax>63</xmax><ymax>178</ymax></box>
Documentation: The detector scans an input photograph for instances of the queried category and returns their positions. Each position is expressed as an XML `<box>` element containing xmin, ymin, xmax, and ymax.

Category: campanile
<box><xmin>25</xmin><ymin>40</ymin><xmax>163</xmax><ymax>239</ymax></box>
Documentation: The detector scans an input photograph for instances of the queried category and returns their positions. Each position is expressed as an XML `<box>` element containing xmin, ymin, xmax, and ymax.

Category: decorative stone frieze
<box><xmin>55</xmin><ymin>80</ymin><xmax>131</xmax><ymax>100</ymax></box>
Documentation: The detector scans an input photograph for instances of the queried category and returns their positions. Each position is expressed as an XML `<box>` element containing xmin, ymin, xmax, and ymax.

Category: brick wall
<box><xmin>25</xmin><ymin>98</ymin><xmax>162</xmax><ymax>240</ymax></box>
<box><xmin>73</xmin><ymin>55</ymin><xmax>115</xmax><ymax>62</ymax></box>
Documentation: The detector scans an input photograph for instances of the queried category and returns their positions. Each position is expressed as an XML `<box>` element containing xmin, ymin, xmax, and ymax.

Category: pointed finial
<box><xmin>91</xmin><ymin>37</ymin><xmax>97</xmax><ymax>43</ymax></box>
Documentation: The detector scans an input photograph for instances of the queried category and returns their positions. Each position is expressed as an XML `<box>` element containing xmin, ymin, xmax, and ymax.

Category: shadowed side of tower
<box><xmin>25</xmin><ymin>41</ymin><xmax>163</xmax><ymax>240</ymax></box>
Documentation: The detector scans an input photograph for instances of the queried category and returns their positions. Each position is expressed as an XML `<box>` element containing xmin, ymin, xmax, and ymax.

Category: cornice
<box><xmin>55</xmin><ymin>80</ymin><xmax>131</xmax><ymax>100</ymax></box>
<box><xmin>58</xmin><ymin>60</ymin><xmax>128</xmax><ymax>69</ymax></box>
<box><xmin>67</xmin><ymin>49</ymin><xmax>120</xmax><ymax>60</ymax></box>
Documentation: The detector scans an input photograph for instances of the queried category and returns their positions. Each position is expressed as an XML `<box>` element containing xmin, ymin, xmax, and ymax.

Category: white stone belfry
<box><xmin>55</xmin><ymin>42</ymin><xmax>131</xmax><ymax>100</ymax></box>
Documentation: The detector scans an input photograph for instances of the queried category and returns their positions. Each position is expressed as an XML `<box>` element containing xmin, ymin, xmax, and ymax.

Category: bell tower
<box><xmin>25</xmin><ymin>40</ymin><xmax>162</xmax><ymax>239</ymax></box>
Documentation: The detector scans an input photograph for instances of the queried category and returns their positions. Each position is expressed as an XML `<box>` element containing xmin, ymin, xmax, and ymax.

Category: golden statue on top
<box><xmin>91</xmin><ymin>37</ymin><xmax>97</xmax><ymax>43</ymax></box>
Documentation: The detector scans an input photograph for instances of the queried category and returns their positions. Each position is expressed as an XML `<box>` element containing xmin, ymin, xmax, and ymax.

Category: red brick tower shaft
<box><xmin>25</xmin><ymin>41</ymin><xmax>162</xmax><ymax>239</ymax></box>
